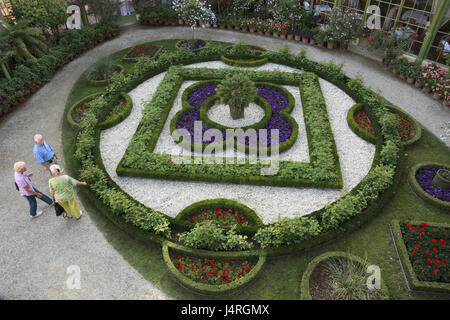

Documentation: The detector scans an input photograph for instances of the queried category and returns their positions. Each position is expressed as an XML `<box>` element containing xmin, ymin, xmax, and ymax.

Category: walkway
<box><xmin>0</xmin><ymin>26</ymin><xmax>448</xmax><ymax>300</ymax></box>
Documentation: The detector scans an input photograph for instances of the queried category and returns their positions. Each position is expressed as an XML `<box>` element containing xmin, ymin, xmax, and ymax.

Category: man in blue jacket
<box><xmin>33</xmin><ymin>134</ymin><xmax>58</xmax><ymax>174</ymax></box>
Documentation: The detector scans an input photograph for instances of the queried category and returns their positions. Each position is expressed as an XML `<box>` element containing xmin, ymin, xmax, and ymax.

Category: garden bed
<box><xmin>122</xmin><ymin>43</ymin><xmax>161</xmax><ymax>63</ymax></box>
<box><xmin>67</xmin><ymin>93</ymin><xmax>103</xmax><ymax>129</ymax></box>
<box><xmin>391</xmin><ymin>220</ymin><xmax>450</xmax><ymax>293</ymax></box>
<box><xmin>177</xmin><ymin>39</ymin><xmax>207</xmax><ymax>51</ymax></box>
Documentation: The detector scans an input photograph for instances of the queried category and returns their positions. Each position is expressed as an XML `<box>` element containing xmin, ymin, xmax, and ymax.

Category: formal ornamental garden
<box><xmin>58</xmin><ymin>34</ymin><xmax>450</xmax><ymax>299</ymax></box>
<box><xmin>3</xmin><ymin>0</ymin><xmax>448</xmax><ymax>300</ymax></box>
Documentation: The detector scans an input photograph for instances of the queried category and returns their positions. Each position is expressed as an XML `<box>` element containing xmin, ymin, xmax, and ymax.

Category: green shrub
<box><xmin>179</xmin><ymin>220</ymin><xmax>253</xmax><ymax>251</ymax></box>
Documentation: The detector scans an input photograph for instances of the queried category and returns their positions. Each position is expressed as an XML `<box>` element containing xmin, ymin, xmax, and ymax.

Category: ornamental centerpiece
<box><xmin>215</xmin><ymin>73</ymin><xmax>258</xmax><ymax>120</ymax></box>
<box><xmin>433</xmin><ymin>168</ymin><xmax>450</xmax><ymax>189</ymax></box>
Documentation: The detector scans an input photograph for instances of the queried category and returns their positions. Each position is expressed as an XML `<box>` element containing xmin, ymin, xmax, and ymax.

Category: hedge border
<box><xmin>67</xmin><ymin>92</ymin><xmax>104</xmax><ymax>130</ymax></box>
<box><xmin>299</xmin><ymin>251</ymin><xmax>390</xmax><ymax>300</ymax></box>
<box><xmin>408</xmin><ymin>162</ymin><xmax>450</xmax><ymax>211</ymax></box>
<box><xmin>174</xmin><ymin>198</ymin><xmax>265</xmax><ymax>234</ymax></box>
<box><xmin>390</xmin><ymin>219</ymin><xmax>450</xmax><ymax>294</ymax></box>
<box><xmin>98</xmin><ymin>92</ymin><xmax>133</xmax><ymax>130</ymax></box>
<box><xmin>347</xmin><ymin>104</ymin><xmax>378</xmax><ymax>144</ymax></box>
<box><xmin>117</xmin><ymin>66</ymin><xmax>342</xmax><ymax>189</ymax></box>
<box><xmin>162</xmin><ymin>241</ymin><xmax>266</xmax><ymax>296</ymax></box>
<box><xmin>220</xmin><ymin>55</ymin><xmax>269</xmax><ymax>67</ymax></box>
<box><xmin>85</xmin><ymin>64</ymin><xmax>125</xmax><ymax>87</ymax></box>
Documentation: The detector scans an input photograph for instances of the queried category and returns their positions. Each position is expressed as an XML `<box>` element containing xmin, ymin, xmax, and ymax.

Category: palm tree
<box><xmin>0</xmin><ymin>19</ymin><xmax>49</xmax><ymax>63</ymax></box>
<box><xmin>0</xmin><ymin>48</ymin><xmax>14</xmax><ymax>79</ymax></box>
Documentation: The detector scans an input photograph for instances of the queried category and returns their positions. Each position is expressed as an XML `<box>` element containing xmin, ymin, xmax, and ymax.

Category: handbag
<box><xmin>55</xmin><ymin>202</ymin><xmax>65</xmax><ymax>217</ymax></box>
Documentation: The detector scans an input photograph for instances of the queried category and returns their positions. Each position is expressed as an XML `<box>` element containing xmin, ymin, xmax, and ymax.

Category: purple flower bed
<box><xmin>415</xmin><ymin>167</ymin><xmax>450</xmax><ymax>202</ymax></box>
<box><xmin>175</xmin><ymin>83</ymin><xmax>294</xmax><ymax>147</ymax></box>
<box><xmin>178</xmin><ymin>40</ymin><xmax>206</xmax><ymax>50</ymax></box>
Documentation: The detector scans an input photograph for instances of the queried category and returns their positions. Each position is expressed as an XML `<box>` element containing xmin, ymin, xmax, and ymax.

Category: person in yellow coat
<box><xmin>48</xmin><ymin>164</ymin><xmax>87</xmax><ymax>220</ymax></box>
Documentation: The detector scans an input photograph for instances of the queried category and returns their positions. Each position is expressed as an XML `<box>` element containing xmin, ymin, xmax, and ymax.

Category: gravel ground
<box><xmin>0</xmin><ymin>26</ymin><xmax>448</xmax><ymax>300</ymax></box>
<box><xmin>100</xmin><ymin>62</ymin><xmax>375</xmax><ymax>223</ymax></box>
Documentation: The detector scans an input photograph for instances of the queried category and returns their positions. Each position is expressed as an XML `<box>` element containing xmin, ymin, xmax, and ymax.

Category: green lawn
<box><xmin>62</xmin><ymin>39</ymin><xmax>450</xmax><ymax>300</ymax></box>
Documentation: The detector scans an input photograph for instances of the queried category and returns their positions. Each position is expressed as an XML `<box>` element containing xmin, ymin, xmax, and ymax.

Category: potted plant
<box><xmin>310</xmin><ymin>28</ymin><xmax>319</xmax><ymax>45</ymax></box>
<box><xmin>314</xmin><ymin>30</ymin><xmax>328</xmax><ymax>47</ymax></box>
<box><xmin>301</xmin><ymin>28</ymin><xmax>310</xmax><ymax>43</ymax></box>
<box><xmin>326</xmin><ymin>8</ymin><xmax>363</xmax><ymax>50</ymax></box>
<box><xmin>406</xmin><ymin>62</ymin><xmax>423</xmax><ymax>84</ymax></box>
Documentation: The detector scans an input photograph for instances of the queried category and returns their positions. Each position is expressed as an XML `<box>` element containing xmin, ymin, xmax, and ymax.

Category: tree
<box><xmin>0</xmin><ymin>48</ymin><xmax>14</xmax><ymax>79</ymax></box>
<box><xmin>215</xmin><ymin>73</ymin><xmax>258</xmax><ymax>120</ymax></box>
<box><xmin>11</xmin><ymin>0</ymin><xmax>67</xmax><ymax>35</ymax></box>
<box><xmin>0</xmin><ymin>20</ymin><xmax>49</xmax><ymax>63</ymax></box>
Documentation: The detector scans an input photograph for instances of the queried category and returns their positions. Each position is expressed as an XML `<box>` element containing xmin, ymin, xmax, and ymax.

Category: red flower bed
<box><xmin>109</xmin><ymin>99</ymin><xmax>127</xmax><ymax>117</ymax></box>
<box><xmin>125</xmin><ymin>43</ymin><xmax>159</xmax><ymax>58</ymax></box>
<box><xmin>173</xmin><ymin>254</ymin><xmax>255</xmax><ymax>285</ymax></box>
<box><xmin>401</xmin><ymin>222</ymin><xmax>449</xmax><ymax>283</ymax></box>
<box><xmin>190</xmin><ymin>208</ymin><xmax>248</xmax><ymax>227</ymax></box>
<box><xmin>354</xmin><ymin>110</ymin><xmax>375</xmax><ymax>136</ymax></box>
<box><xmin>72</xmin><ymin>102</ymin><xmax>90</xmax><ymax>123</ymax></box>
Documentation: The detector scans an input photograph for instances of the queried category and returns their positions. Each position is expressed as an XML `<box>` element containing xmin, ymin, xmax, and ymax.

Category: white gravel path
<box><xmin>100</xmin><ymin>62</ymin><xmax>375</xmax><ymax>224</ymax></box>
<box><xmin>207</xmin><ymin>102</ymin><xmax>265</xmax><ymax>128</ymax></box>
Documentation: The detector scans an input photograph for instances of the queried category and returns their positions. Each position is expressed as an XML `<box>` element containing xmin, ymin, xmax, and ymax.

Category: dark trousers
<box><xmin>24</xmin><ymin>188</ymin><xmax>53</xmax><ymax>217</ymax></box>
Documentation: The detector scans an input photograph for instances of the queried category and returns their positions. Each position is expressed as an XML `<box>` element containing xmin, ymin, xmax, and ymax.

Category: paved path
<box><xmin>0</xmin><ymin>26</ymin><xmax>449</xmax><ymax>300</ymax></box>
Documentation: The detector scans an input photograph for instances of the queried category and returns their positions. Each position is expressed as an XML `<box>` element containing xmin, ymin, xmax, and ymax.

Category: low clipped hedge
<box><xmin>174</xmin><ymin>198</ymin><xmax>264</xmax><ymax>235</ymax></box>
<box><xmin>67</xmin><ymin>93</ymin><xmax>103</xmax><ymax>130</ymax></box>
<box><xmin>408</xmin><ymin>162</ymin><xmax>450</xmax><ymax>211</ymax></box>
<box><xmin>86</xmin><ymin>64</ymin><xmax>124</xmax><ymax>87</ymax></box>
<box><xmin>347</xmin><ymin>104</ymin><xmax>378</xmax><ymax>144</ymax></box>
<box><xmin>98</xmin><ymin>92</ymin><xmax>133</xmax><ymax>130</ymax></box>
<box><xmin>162</xmin><ymin>241</ymin><xmax>265</xmax><ymax>296</ymax></box>
<box><xmin>391</xmin><ymin>220</ymin><xmax>450</xmax><ymax>293</ymax></box>
<box><xmin>220</xmin><ymin>55</ymin><xmax>268</xmax><ymax>67</ymax></box>
<box><xmin>387</xmin><ymin>104</ymin><xmax>422</xmax><ymax>146</ymax></box>
<box><xmin>300</xmin><ymin>251</ymin><xmax>390</xmax><ymax>300</ymax></box>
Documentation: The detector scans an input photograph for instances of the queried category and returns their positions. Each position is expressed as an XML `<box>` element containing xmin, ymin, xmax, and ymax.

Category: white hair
<box><xmin>49</xmin><ymin>164</ymin><xmax>62</xmax><ymax>175</ymax></box>
<box><xmin>14</xmin><ymin>161</ymin><xmax>26</xmax><ymax>173</ymax></box>
<box><xmin>34</xmin><ymin>134</ymin><xmax>43</xmax><ymax>143</ymax></box>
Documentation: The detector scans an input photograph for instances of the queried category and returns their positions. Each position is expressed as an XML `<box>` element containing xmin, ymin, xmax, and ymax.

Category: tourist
<box><xmin>304</xmin><ymin>0</ymin><xmax>311</xmax><ymax>13</ymax></box>
<box><xmin>14</xmin><ymin>161</ymin><xmax>53</xmax><ymax>218</ymax></box>
<box><xmin>384</xmin><ymin>5</ymin><xmax>399</xmax><ymax>31</ymax></box>
<box><xmin>33</xmin><ymin>134</ymin><xmax>58</xmax><ymax>174</ymax></box>
<box><xmin>48</xmin><ymin>165</ymin><xmax>87</xmax><ymax>220</ymax></box>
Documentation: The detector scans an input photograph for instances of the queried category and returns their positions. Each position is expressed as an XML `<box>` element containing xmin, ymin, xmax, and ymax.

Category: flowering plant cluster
<box><xmin>109</xmin><ymin>99</ymin><xmax>127</xmax><ymax>118</ymax></box>
<box><xmin>172</xmin><ymin>0</ymin><xmax>215</xmax><ymax>28</ymax></box>
<box><xmin>190</xmin><ymin>207</ymin><xmax>248</xmax><ymax>227</ymax></box>
<box><xmin>401</xmin><ymin>222</ymin><xmax>449</xmax><ymax>283</ymax></box>
<box><xmin>72</xmin><ymin>102</ymin><xmax>90</xmax><ymax>123</ymax></box>
<box><xmin>415</xmin><ymin>167</ymin><xmax>450</xmax><ymax>202</ymax></box>
<box><xmin>177</xmin><ymin>39</ymin><xmax>206</xmax><ymax>50</ymax></box>
<box><xmin>125</xmin><ymin>43</ymin><xmax>159</xmax><ymax>58</ymax></box>
<box><xmin>354</xmin><ymin>110</ymin><xmax>375</xmax><ymax>136</ymax></box>
<box><xmin>419</xmin><ymin>63</ymin><xmax>447</xmax><ymax>90</ymax></box>
<box><xmin>173</xmin><ymin>254</ymin><xmax>255</xmax><ymax>285</ymax></box>
<box><xmin>395</xmin><ymin>114</ymin><xmax>414</xmax><ymax>141</ymax></box>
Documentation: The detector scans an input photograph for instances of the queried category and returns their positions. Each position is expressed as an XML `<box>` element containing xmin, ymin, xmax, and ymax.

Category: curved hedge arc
<box><xmin>162</xmin><ymin>241</ymin><xmax>266</xmax><ymax>296</ymax></box>
<box><xmin>68</xmin><ymin>92</ymin><xmax>104</xmax><ymax>130</ymax></box>
<box><xmin>170</xmin><ymin>79</ymin><xmax>298</xmax><ymax>155</ymax></box>
<box><xmin>98</xmin><ymin>92</ymin><xmax>133</xmax><ymax>130</ymax></box>
<box><xmin>86</xmin><ymin>64</ymin><xmax>125</xmax><ymax>87</ymax></box>
<box><xmin>408</xmin><ymin>162</ymin><xmax>450</xmax><ymax>211</ymax></box>
<box><xmin>174</xmin><ymin>198</ymin><xmax>265</xmax><ymax>235</ymax></box>
<box><xmin>70</xmin><ymin>42</ymin><xmax>404</xmax><ymax>256</ymax></box>
<box><xmin>299</xmin><ymin>251</ymin><xmax>390</xmax><ymax>300</ymax></box>
<box><xmin>386</xmin><ymin>104</ymin><xmax>422</xmax><ymax>146</ymax></box>
<box><xmin>220</xmin><ymin>55</ymin><xmax>269</xmax><ymax>67</ymax></box>
<box><xmin>347</xmin><ymin>104</ymin><xmax>378</xmax><ymax>144</ymax></box>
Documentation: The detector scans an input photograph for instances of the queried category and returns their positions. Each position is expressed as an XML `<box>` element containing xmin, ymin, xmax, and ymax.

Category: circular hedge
<box><xmin>67</xmin><ymin>92</ymin><xmax>103</xmax><ymax>129</ymax></box>
<box><xmin>299</xmin><ymin>251</ymin><xmax>390</xmax><ymax>300</ymax></box>
<box><xmin>409</xmin><ymin>162</ymin><xmax>450</xmax><ymax>211</ymax></box>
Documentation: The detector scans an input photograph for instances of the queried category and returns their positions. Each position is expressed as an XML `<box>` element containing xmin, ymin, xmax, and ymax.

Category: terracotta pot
<box><xmin>249</xmin><ymin>27</ymin><xmax>255</xmax><ymax>33</ymax></box>
<box><xmin>406</xmin><ymin>77</ymin><xmax>415</xmax><ymax>84</ymax></box>
<box><xmin>393</xmin><ymin>69</ymin><xmax>399</xmax><ymax>75</ymax></box>
<box><xmin>399</xmin><ymin>74</ymin><xmax>407</xmax><ymax>80</ymax></box>
<box><xmin>213</xmin><ymin>24</ymin><xmax>218</xmax><ymax>28</ymax></box>
<box><xmin>442</xmin><ymin>99</ymin><xmax>449</xmax><ymax>107</ymax></box>
<box><xmin>327</xmin><ymin>41</ymin><xmax>334</xmax><ymax>49</ymax></box>
<box><xmin>241</xmin><ymin>27</ymin><xmax>248</xmax><ymax>32</ymax></box>
<box><xmin>185</xmin><ymin>20</ymin><xmax>190</xmax><ymax>25</ymax></box>
<box><xmin>234</xmin><ymin>25</ymin><xmax>240</xmax><ymax>30</ymax></box>
<box><xmin>302</xmin><ymin>37</ymin><xmax>309</xmax><ymax>44</ymax></box>
<box><xmin>227</xmin><ymin>25</ymin><xmax>233</xmax><ymax>30</ymax></box>
<box><xmin>318</xmin><ymin>41</ymin><xmax>324</xmax><ymax>47</ymax></box>
<box><xmin>432</xmin><ymin>92</ymin><xmax>442</xmax><ymax>100</ymax></box>
<box><xmin>265</xmin><ymin>31</ymin><xmax>271</xmax><ymax>36</ymax></box>
<box><xmin>178</xmin><ymin>19</ymin><xmax>184</xmax><ymax>25</ymax></box>
<box><xmin>273</xmin><ymin>32</ymin><xmax>279</xmax><ymax>37</ymax></box>
<box><xmin>287</xmin><ymin>34</ymin><xmax>293</xmax><ymax>40</ymax></box>
<box><xmin>280</xmin><ymin>34</ymin><xmax>286</xmax><ymax>39</ymax></box>
<box><xmin>414</xmin><ymin>80</ymin><xmax>422</xmax><ymax>88</ymax></box>
<box><xmin>294</xmin><ymin>35</ymin><xmax>301</xmax><ymax>41</ymax></box>
<box><xmin>310</xmin><ymin>38</ymin><xmax>315</xmax><ymax>45</ymax></box>
<box><xmin>258</xmin><ymin>30</ymin><xmax>263</xmax><ymax>35</ymax></box>
<box><xmin>220</xmin><ymin>25</ymin><xmax>225</xmax><ymax>29</ymax></box>
<box><xmin>422</xmin><ymin>86</ymin><xmax>431</xmax><ymax>93</ymax></box>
